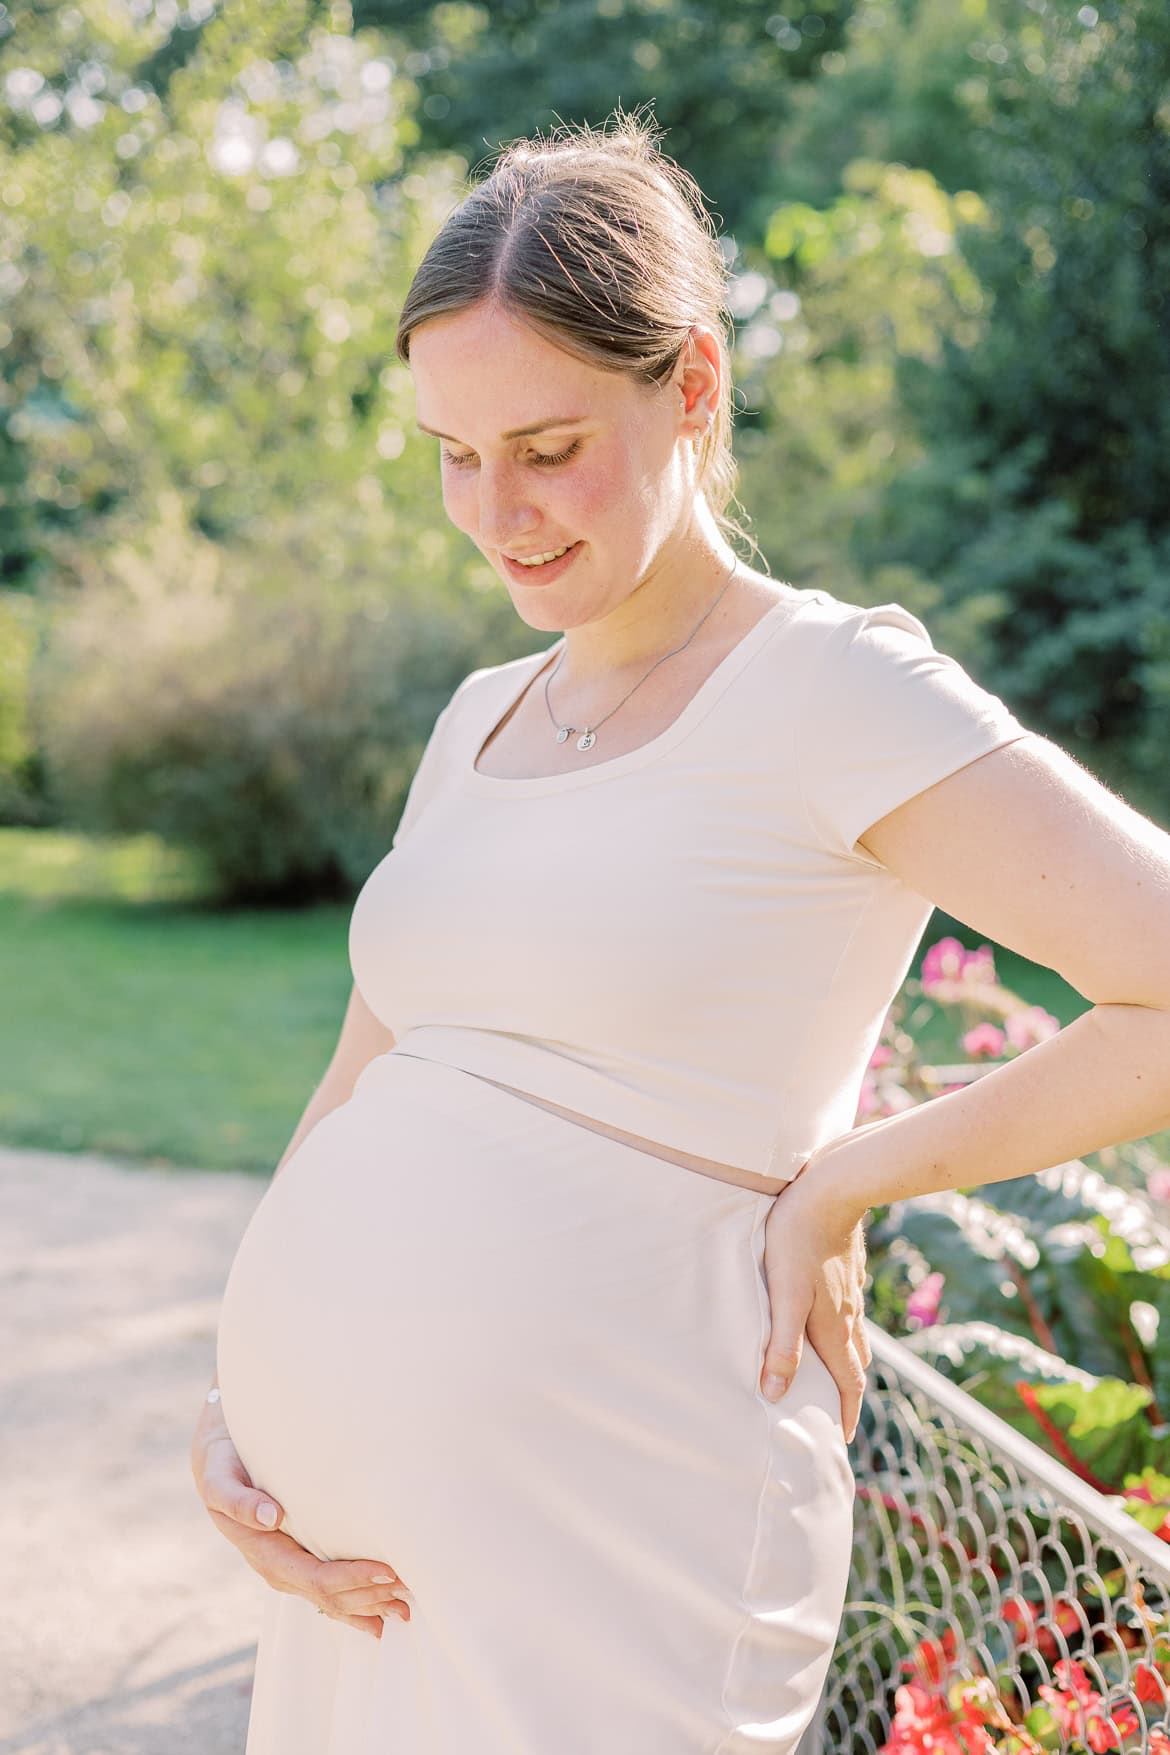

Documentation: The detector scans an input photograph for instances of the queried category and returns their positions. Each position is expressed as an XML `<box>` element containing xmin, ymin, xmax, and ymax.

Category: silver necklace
<box><xmin>542</xmin><ymin>557</ymin><xmax>739</xmax><ymax>752</ymax></box>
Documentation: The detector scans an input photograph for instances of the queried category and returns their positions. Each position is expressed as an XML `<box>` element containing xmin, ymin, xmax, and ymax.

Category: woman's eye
<box><xmin>531</xmin><ymin>439</ymin><xmax>583</xmax><ymax>467</ymax></box>
<box><xmin>440</xmin><ymin>439</ymin><xmax>583</xmax><ymax>470</ymax></box>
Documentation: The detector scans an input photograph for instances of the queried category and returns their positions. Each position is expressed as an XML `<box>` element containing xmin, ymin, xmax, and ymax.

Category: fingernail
<box><xmin>762</xmin><ymin>1373</ymin><xmax>788</xmax><ymax>1401</ymax></box>
<box><xmin>257</xmin><ymin>1502</ymin><xmax>278</xmax><ymax>1527</ymax></box>
<box><xmin>370</xmin><ymin>1573</ymin><xmax>396</xmax><ymax>1584</ymax></box>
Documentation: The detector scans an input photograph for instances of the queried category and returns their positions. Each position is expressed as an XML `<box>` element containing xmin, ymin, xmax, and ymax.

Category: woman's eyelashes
<box><xmin>440</xmin><ymin>439</ymin><xmax>584</xmax><ymax>470</ymax></box>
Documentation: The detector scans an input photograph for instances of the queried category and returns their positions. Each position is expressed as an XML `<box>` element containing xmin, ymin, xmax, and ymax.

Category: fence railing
<box><xmin>798</xmin><ymin>1321</ymin><xmax>1170</xmax><ymax>1753</ymax></box>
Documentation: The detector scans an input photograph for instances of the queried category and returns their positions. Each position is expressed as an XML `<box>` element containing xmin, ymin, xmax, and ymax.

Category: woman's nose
<box><xmin>474</xmin><ymin>465</ymin><xmax>540</xmax><ymax>552</ymax></box>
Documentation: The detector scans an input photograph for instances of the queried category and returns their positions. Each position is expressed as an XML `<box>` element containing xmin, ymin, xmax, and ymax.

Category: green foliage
<box><xmin>0</xmin><ymin>0</ymin><xmax>465</xmax><ymax>582</ymax></box>
<box><xmin>737</xmin><ymin>158</ymin><xmax>992</xmax><ymax>611</ymax></box>
<box><xmin>1</xmin><ymin>0</ymin><xmax>544</xmax><ymax>856</ymax></box>
<box><xmin>5</xmin><ymin>0</ymin><xmax>1169</xmax><ymax>848</ymax></box>
<box><xmin>866</xmin><ymin>935</ymin><xmax>1170</xmax><ymax>1518</ymax></box>
<box><xmin>884</xmin><ymin>1175</ymin><xmax>1170</xmax><ymax>1400</ymax></box>
<box><xmin>908</xmin><ymin>1322</ymin><xmax>1166</xmax><ymax>1487</ymax></box>
<box><xmin>844</xmin><ymin>0</ymin><xmax>1170</xmax><ymax>821</ymax></box>
<box><xmin>354</xmin><ymin>0</ymin><xmax>856</xmax><ymax>241</ymax></box>
<box><xmin>0</xmin><ymin>593</ymin><xmax>47</xmax><ymax>823</ymax></box>
<box><xmin>33</xmin><ymin>496</ymin><xmax>509</xmax><ymax>902</ymax></box>
<box><xmin>729</xmin><ymin>0</ymin><xmax>1170</xmax><ymax>822</ymax></box>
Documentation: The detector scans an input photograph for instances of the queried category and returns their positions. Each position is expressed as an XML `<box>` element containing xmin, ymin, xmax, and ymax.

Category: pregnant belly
<box><xmin>215</xmin><ymin>1052</ymin><xmax>841</xmax><ymax>1600</ymax></box>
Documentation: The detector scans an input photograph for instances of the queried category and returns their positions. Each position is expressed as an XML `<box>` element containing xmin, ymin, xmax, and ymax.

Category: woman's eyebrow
<box><xmin>415</xmin><ymin>415</ymin><xmax>590</xmax><ymax>442</ymax></box>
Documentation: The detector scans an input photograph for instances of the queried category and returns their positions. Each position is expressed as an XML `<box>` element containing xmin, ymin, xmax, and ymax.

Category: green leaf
<box><xmin>889</xmin><ymin>1193</ymin><xmax>1052</xmax><ymax>1344</ymax></box>
<box><xmin>1027</xmin><ymin>1377</ymin><xmax>1159</xmax><ymax>1487</ymax></box>
<box><xmin>903</xmin><ymin>1323</ymin><xmax>1163</xmax><ymax>1489</ymax></box>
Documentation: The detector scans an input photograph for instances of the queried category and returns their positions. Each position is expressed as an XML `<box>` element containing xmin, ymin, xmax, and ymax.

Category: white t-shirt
<box><xmin>348</xmin><ymin>586</ymin><xmax>1033</xmax><ymax>1182</ymax></box>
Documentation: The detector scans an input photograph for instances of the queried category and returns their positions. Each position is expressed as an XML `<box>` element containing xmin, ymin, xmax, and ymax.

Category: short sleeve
<box><xmin>796</xmin><ymin>601</ymin><xmax>1032</xmax><ymax>870</ymax></box>
<box><xmin>391</xmin><ymin>669</ymin><xmax>485</xmax><ymax>848</ymax></box>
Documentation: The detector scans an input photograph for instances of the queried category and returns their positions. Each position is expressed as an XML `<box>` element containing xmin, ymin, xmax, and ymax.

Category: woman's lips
<box><xmin>500</xmin><ymin>540</ymin><xmax>584</xmax><ymax>587</ymax></box>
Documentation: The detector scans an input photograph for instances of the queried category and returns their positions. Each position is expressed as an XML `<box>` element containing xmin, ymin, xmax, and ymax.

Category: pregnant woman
<box><xmin>192</xmin><ymin>113</ymin><xmax>1170</xmax><ymax>1754</ymax></box>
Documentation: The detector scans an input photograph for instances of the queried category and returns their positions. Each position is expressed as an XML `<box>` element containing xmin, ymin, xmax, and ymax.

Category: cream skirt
<box><xmin>215</xmin><ymin>1050</ymin><xmax>855</xmax><ymax>1754</ymax></box>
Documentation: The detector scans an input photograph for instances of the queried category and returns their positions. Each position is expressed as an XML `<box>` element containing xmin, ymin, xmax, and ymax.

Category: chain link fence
<box><xmin>797</xmin><ymin>1323</ymin><xmax>1170</xmax><ymax>1753</ymax></box>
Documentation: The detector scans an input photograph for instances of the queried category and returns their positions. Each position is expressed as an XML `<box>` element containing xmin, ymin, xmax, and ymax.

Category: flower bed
<box><xmin>836</xmin><ymin>936</ymin><xmax>1170</xmax><ymax>1753</ymax></box>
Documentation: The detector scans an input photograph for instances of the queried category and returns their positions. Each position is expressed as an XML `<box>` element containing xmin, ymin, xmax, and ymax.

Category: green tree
<box><xmin>354</xmin><ymin>0</ymin><xmax>856</xmax><ymax>241</ymax></box>
<box><xmin>0</xmin><ymin>0</ymin><xmax>529</xmax><ymax>851</ymax></box>
<box><xmin>841</xmin><ymin>0</ymin><xmax>1170</xmax><ymax>818</ymax></box>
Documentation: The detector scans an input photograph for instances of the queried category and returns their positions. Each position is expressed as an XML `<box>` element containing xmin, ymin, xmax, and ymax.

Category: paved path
<box><xmin>1</xmin><ymin>1144</ymin><xmax>271</xmax><ymax>1755</ymax></box>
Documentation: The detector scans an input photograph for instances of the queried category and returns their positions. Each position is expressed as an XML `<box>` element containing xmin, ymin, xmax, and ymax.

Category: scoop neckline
<box><xmin>462</xmin><ymin>590</ymin><xmax>801</xmax><ymax>797</ymax></box>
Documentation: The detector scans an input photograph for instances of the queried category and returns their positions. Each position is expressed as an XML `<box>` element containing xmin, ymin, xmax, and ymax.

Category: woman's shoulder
<box><xmin>770</xmin><ymin>581</ymin><xmax>934</xmax><ymax>648</ymax></box>
<box><xmin>442</xmin><ymin>641</ymin><xmax>559</xmax><ymax>721</ymax></box>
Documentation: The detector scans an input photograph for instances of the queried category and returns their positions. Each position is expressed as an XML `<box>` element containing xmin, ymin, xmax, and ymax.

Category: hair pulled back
<box><xmin>395</xmin><ymin>105</ymin><xmax>760</xmax><ymax>563</ymax></box>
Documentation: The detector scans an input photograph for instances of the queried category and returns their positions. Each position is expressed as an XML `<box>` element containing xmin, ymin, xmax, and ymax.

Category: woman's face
<box><xmin>407</xmin><ymin>300</ymin><xmax>712</xmax><ymax>635</ymax></box>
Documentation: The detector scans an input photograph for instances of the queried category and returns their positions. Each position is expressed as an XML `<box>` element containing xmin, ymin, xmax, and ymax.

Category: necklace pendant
<box><xmin>577</xmin><ymin>729</ymin><xmax>596</xmax><ymax>751</ymax></box>
<box><xmin>555</xmin><ymin>726</ymin><xmax>571</xmax><ymax>745</ymax></box>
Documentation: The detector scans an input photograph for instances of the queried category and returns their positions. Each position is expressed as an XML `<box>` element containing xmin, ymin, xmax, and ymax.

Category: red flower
<box><xmin>1002</xmin><ymin>1598</ymin><xmax>1035</xmax><ymax>1645</ymax></box>
<box><xmin>1086</xmin><ymin>1704</ymin><xmax>1139</xmax><ymax>1752</ymax></box>
<box><xmin>1002</xmin><ymin>1595</ymin><xmax>1080</xmax><ymax>1660</ymax></box>
<box><xmin>902</xmin><ymin>1625</ymin><xmax>960</xmax><ymax>1687</ymax></box>
<box><xmin>882</xmin><ymin>1679</ymin><xmax>998</xmax><ymax>1755</ymax></box>
<box><xmin>1135</xmin><ymin>1660</ymin><xmax>1170</xmax><ymax>1704</ymax></box>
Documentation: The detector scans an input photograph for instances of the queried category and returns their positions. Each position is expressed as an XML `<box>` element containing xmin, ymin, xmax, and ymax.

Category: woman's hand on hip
<box><xmin>191</xmin><ymin>1398</ymin><xmax>412</xmax><ymax>1639</ymax></box>
<box><xmin>758</xmin><ymin>1162</ymin><xmax>871</xmax><ymax>1443</ymax></box>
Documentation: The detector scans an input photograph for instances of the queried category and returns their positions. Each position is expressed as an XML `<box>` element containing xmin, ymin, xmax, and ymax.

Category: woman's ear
<box><xmin>674</xmin><ymin>323</ymin><xmax>721</xmax><ymax>436</ymax></box>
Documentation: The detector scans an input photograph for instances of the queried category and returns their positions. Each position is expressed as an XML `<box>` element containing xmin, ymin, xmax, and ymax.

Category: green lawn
<box><xmin>0</xmin><ymin>827</ymin><xmax>1091</xmax><ymax>1176</ymax></box>
<box><xmin>0</xmin><ymin>829</ymin><xmax>351</xmax><ymax>1173</ymax></box>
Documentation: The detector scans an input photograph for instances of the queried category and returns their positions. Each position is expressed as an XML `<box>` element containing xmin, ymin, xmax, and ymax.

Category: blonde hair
<box><xmin>395</xmin><ymin>104</ymin><xmax>762</xmax><ymax>565</ymax></box>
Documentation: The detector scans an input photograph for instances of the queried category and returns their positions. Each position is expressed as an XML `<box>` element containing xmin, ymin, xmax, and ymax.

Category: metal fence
<box><xmin>798</xmin><ymin>1321</ymin><xmax>1170</xmax><ymax>1753</ymax></box>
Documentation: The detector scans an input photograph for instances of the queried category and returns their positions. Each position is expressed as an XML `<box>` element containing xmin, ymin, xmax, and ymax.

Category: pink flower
<box><xmin>921</xmin><ymin>936</ymin><xmax>967</xmax><ymax>989</ymax></box>
<box><xmin>1055</xmin><ymin>1658</ymin><xmax>1098</xmax><ymax>1703</ymax></box>
<box><xmin>960</xmin><ymin>943</ymin><xmax>998</xmax><ymax>987</ymax></box>
<box><xmin>1035</xmin><ymin>1660</ymin><xmax>1140</xmax><ymax>1752</ymax></box>
<box><xmin>906</xmin><ymin>1272</ymin><xmax>945</xmax><ymax>1328</ymax></box>
<box><xmin>921</xmin><ymin>937</ymin><xmax>1000</xmax><ymax>998</ymax></box>
<box><xmin>962</xmin><ymin>1023</ymin><xmax>1006</xmax><ymax>1058</ymax></box>
<box><xmin>1003</xmin><ymin>1006</ymin><xmax>1061</xmax><ymax>1051</ymax></box>
<box><xmin>1147</xmin><ymin>1168</ymin><xmax>1170</xmax><ymax>1203</ymax></box>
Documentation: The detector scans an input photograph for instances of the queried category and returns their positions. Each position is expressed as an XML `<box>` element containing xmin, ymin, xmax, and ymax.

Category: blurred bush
<box><xmin>32</xmin><ymin>495</ymin><xmax>520</xmax><ymax>904</ymax></box>
<box><xmin>0</xmin><ymin>593</ymin><xmax>51</xmax><ymax>827</ymax></box>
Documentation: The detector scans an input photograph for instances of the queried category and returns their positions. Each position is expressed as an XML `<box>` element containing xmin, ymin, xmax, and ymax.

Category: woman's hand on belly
<box><xmin>757</xmin><ymin>1160</ymin><xmax>872</xmax><ymax>1442</ymax></box>
<box><xmin>190</xmin><ymin>1400</ymin><xmax>412</xmax><ymax>1640</ymax></box>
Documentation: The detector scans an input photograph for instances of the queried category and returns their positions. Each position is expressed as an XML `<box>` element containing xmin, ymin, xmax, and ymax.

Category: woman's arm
<box><xmin>272</xmin><ymin>980</ymin><xmax>397</xmax><ymax>1179</ymax></box>
<box><xmin>758</xmin><ymin>730</ymin><xmax>1170</xmax><ymax>1409</ymax></box>
<box><xmin>811</xmin><ymin>732</ymin><xmax>1170</xmax><ymax>1222</ymax></box>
